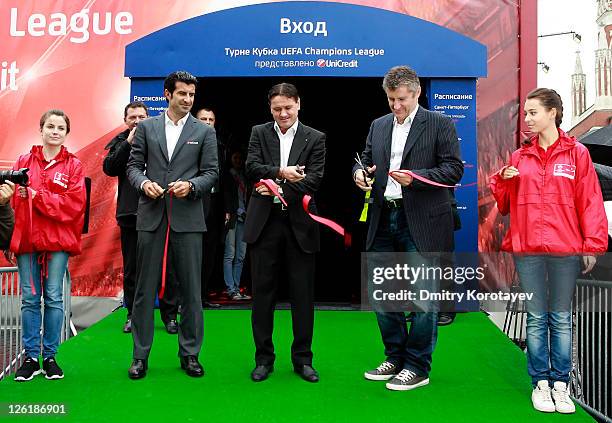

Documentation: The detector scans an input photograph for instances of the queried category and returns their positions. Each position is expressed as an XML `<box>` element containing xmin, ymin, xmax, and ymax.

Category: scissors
<box><xmin>161</xmin><ymin>178</ymin><xmax>182</xmax><ymax>198</ymax></box>
<box><xmin>354</xmin><ymin>153</ymin><xmax>373</xmax><ymax>187</ymax></box>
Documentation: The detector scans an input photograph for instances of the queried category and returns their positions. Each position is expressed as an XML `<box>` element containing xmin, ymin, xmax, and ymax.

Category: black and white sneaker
<box><xmin>42</xmin><ymin>357</ymin><xmax>64</xmax><ymax>380</ymax></box>
<box><xmin>14</xmin><ymin>357</ymin><xmax>41</xmax><ymax>382</ymax></box>
<box><xmin>386</xmin><ymin>369</ymin><xmax>429</xmax><ymax>391</ymax></box>
<box><xmin>364</xmin><ymin>361</ymin><xmax>398</xmax><ymax>381</ymax></box>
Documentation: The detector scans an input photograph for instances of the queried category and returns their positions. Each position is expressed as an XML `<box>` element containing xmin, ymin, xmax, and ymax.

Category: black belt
<box><xmin>383</xmin><ymin>199</ymin><xmax>403</xmax><ymax>209</ymax></box>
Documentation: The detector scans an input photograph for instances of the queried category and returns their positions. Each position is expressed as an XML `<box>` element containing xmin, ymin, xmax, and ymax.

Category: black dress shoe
<box><xmin>180</xmin><ymin>356</ymin><xmax>204</xmax><ymax>377</ymax></box>
<box><xmin>438</xmin><ymin>312</ymin><xmax>456</xmax><ymax>326</ymax></box>
<box><xmin>123</xmin><ymin>319</ymin><xmax>132</xmax><ymax>333</ymax></box>
<box><xmin>251</xmin><ymin>365</ymin><xmax>273</xmax><ymax>382</ymax></box>
<box><xmin>165</xmin><ymin>319</ymin><xmax>178</xmax><ymax>334</ymax></box>
<box><xmin>128</xmin><ymin>359</ymin><xmax>147</xmax><ymax>379</ymax></box>
<box><xmin>293</xmin><ymin>364</ymin><xmax>319</xmax><ymax>383</ymax></box>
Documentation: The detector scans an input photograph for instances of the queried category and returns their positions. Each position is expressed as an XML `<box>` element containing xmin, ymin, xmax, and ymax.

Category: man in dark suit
<box><xmin>126</xmin><ymin>71</ymin><xmax>218</xmax><ymax>379</ymax></box>
<box><xmin>103</xmin><ymin>101</ymin><xmax>179</xmax><ymax>334</ymax></box>
<box><xmin>244</xmin><ymin>83</ymin><xmax>325</xmax><ymax>383</ymax></box>
<box><xmin>194</xmin><ymin>107</ymin><xmax>225</xmax><ymax>307</ymax></box>
<box><xmin>354</xmin><ymin>66</ymin><xmax>463</xmax><ymax>391</ymax></box>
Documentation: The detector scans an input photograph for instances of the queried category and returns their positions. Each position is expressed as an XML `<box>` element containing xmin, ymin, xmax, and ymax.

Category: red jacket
<box><xmin>490</xmin><ymin>130</ymin><xmax>608</xmax><ymax>254</ymax></box>
<box><xmin>10</xmin><ymin>146</ymin><xmax>86</xmax><ymax>255</ymax></box>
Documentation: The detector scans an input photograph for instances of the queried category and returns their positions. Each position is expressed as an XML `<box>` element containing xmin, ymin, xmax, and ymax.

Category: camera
<box><xmin>0</xmin><ymin>168</ymin><xmax>29</xmax><ymax>186</ymax></box>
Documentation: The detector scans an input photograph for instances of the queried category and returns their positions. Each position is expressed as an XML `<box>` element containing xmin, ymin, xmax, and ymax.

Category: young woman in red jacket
<box><xmin>491</xmin><ymin>89</ymin><xmax>608</xmax><ymax>414</ymax></box>
<box><xmin>10</xmin><ymin>110</ymin><xmax>86</xmax><ymax>382</ymax></box>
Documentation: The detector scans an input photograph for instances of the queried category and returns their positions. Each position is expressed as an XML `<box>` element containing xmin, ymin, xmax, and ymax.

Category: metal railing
<box><xmin>572</xmin><ymin>278</ymin><xmax>611</xmax><ymax>422</ymax></box>
<box><xmin>503</xmin><ymin>278</ymin><xmax>612</xmax><ymax>422</ymax></box>
<box><xmin>0</xmin><ymin>267</ymin><xmax>74</xmax><ymax>380</ymax></box>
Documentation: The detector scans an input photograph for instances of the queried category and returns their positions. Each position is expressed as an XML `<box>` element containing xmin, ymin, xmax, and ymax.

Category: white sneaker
<box><xmin>552</xmin><ymin>381</ymin><xmax>576</xmax><ymax>414</ymax></box>
<box><xmin>531</xmin><ymin>380</ymin><xmax>555</xmax><ymax>412</ymax></box>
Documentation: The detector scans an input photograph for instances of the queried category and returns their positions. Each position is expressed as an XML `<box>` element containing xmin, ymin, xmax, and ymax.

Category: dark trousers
<box><xmin>369</xmin><ymin>206</ymin><xmax>438</xmax><ymax>377</ymax></box>
<box><xmin>202</xmin><ymin>192</ymin><xmax>223</xmax><ymax>301</ymax></box>
<box><xmin>119</xmin><ymin>220</ymin><xmax>177</xmax><ymax>322</ymax></box>
<box><xmin>119</xmin><ymin>224</ymin><xmax>137</xmax><ymax>316</ymax></box>
<box><xmin>250</xmin><ymin>209</ymin><xmax>315</xmax><ymax>366</ymax></box>
<box><xmin>131</xmin><ymin>216</ymin><xmax>204</xmax><ymax>359</ymax></box>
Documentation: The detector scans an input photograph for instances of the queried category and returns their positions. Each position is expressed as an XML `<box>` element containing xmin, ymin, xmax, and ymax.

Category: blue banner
<box><xmin>126</xmin><ymin>2</ymin><xmax>486</xmax><ymax>78</ymax></box>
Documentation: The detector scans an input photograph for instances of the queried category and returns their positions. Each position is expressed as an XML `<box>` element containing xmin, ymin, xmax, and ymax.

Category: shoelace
<box><xmin>553</xmin><ymin>386</ymin><xmax>571</xmax><ymax>403</ymax></box>
<box><xmin>395</xmin><ymin>369</ymin><xmax>417</xmax><ymax>382</ymax></box>
<box><xmin>376</xmin><ymin>362</ymin><xmax>395</xmax><ymax>372</ymax></box>
<box><xmin>535</xmin><ymin>386</ymin><xmax>553</xmax><ymax>401</ymax></box>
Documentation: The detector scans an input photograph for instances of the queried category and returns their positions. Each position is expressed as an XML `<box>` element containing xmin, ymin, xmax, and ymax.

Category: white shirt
<box><xmin>165</xmin><ymin>111</ymin><xmax>189</xmax><ymax>160</ymax></box>
<box><xmin>140</xmin><ymin>111</ymin><xmax>190</xmax><ymax>190</ymax></box>
<box><xmin>274</xmin><ymin>119</ymin><xmax>299</xmax><ymax>168</ymax></box>
<box><xmin>273</xmin><ymin>120</ymin><xmax>299</xmax><ymax>203</ymax></box>
<box><xmin>384</xmin><ymin>105</ymin><xmax>419</xmax><ymax>200</ymax></box>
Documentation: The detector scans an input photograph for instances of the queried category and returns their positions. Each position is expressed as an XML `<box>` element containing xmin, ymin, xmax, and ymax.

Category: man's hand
<box><xmin>143</xmin><ymin>181</ymin><xmax>165</xmax><ymax>199</ymax></box>
<box><xmin>389</xmin><ymin>170</ymin><xmax>413</xmax><ymax>187</ymax></box>
<box><xmin>0</xmin><ymin>181</ymin><xmax>15</xmax><ymax>205</ymax></box>
<box><xmin>354</xmin><ymin>165</ymin><xmax>376</xmax><ymax>192</ymax></box>
<box><xmin>126</xmin><ymin>126</ymin><xmax>137</xmax><ymax>145</ymax></box>
<box><xmin>255</xmin><ymin>180</ymin><xmax>278</xmax><ymax>196</ymax></box>
<box><xmin>168</xmin><ymin>180</ymin><xmax>192</xmax><ymax>199</ymax></box>
<box><xmin>279</xmin><ymin>166</ymin><xmax>306</xmax><ymax>183</ymax></box>
<box><xmin>582</xmin><ymin>255</ymin><xmax>596</xmax><ymax>274</ymax></box>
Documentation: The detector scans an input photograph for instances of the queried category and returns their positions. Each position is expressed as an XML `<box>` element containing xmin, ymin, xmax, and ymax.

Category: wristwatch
<box><xmin>188</xmin><ymin>181</ymin><xmax>195</xmax><ymax>192</ymax></box>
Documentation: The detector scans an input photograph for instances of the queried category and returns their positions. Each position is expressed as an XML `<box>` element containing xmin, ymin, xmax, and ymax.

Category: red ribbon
<box><xmin>302</xmin><ymin>195</ymin><xmax>345</xmax><ymax>237</ymax></box>
<box><xmin>159</xmin><ymin>192</ymin><xmax>173</xmax><ymax>300</ymax></box>
<box><xmin>388</xmin><ymin>170</ymin><xmax>477</xmax><ymax>188</ymax></box>
<box><xmin>256</xmin><ymin>179</ymin><xmax>287</xmax><ymax>206</ymax></box>
<box><xmin>255</xmin><ymin>179</ymin><xmax>346</xmax><ymax>238</ymax></box>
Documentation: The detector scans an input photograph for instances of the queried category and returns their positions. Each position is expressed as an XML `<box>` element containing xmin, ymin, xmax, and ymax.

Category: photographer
<box><xmin>0</xmin><ymin>181</ymin><xmax>15</xmax><ymax>249</ymax></box>
<box><xmin>11</xmin><ymin>109</ymin><xmax>86</xmax><ymax>382</ymax></box>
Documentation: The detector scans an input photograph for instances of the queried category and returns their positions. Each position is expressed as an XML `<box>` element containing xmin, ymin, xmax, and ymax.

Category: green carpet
<box><xmin>0</xmin><ymin>311</ymin><xmax>593</xmax><ymax>422</ymax></box>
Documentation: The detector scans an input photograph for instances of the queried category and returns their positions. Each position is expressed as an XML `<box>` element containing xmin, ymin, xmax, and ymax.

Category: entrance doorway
<box><xmin>194</xmin><ymin>76</ymin><xmax>430</xmax><ymax>304</ymax></box>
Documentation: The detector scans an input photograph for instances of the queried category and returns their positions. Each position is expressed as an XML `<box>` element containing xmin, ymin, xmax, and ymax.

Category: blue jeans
<box><xmin>17</xmin><ymin>252</ymin><xmax>69</xmax><ymax>360</ymax></box>
<box><xmin>368</xmin><ymin>207</ymin><xmax>438</xmax><ymax>377</ymax></box>
<box><xmin>514</xmin><ymin>255</ymin><xmax>579</xmax><ymax>385</ymax></box>
<box><xmin>223</xmin><ymin>221</ymin><xmax>247</xmax><ymax>295</ymax></box>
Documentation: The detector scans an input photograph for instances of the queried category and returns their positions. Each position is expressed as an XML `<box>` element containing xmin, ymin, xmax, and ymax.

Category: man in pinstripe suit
<box><xmin>353</xmin><ymin>66</ymin><xmax>464</xmax><ymax>391</ymax></box>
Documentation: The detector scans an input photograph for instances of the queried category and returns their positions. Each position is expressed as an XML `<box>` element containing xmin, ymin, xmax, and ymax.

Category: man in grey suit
<box><xmin>353</xmin><ymin>66</ymin><xmax>463</xmax><ymax>391</ymax></box>
<box><xmin>126</xmin><ymin>71</ymin><xmax>218</xmax><ymax>379</ymax></box>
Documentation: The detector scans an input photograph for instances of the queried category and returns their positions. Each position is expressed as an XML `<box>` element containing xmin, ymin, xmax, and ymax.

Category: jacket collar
<box><xmin>104</xmin><ymin>128</ymin><xmax>130</xmax><ymax>149</ymax></box>
<box><xmin>31</xmin><ymin>145</ymin><xmax>72</xmax><ymax>163</ymax></box>
<box><xmin>520</xmin><ymin>128</ymin><xmax>576</xmax><ymax>157</ymax></box>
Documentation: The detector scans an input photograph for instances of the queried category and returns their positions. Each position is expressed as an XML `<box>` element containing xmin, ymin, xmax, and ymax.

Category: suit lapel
<box><xmin>401</xmin><ymin>107</ymin><xmax>426</xmax><ymax>162</ymax></box>
<box><xmin>154</xmin><ymin>114</ymin><xmax>169</xmax><ymax>162</ymax></box>
<box><xmin>287</xmin><ymin>123</ymin><xmax>310</xmax><ymax>166</ymax></box>
<box><xmin>170</xmin><ymin>115</ymin><xmax>197</xmax><ymax>163</ymax></box>
<box><xmin>381</xmin><ymin>115</ymin><xmax>394</xmax><ymax>169</ymax></box>
<box><xmin>265</xmin><ymin>123</ymin><xmax>281</xmax><ymax>167</ymax></box>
